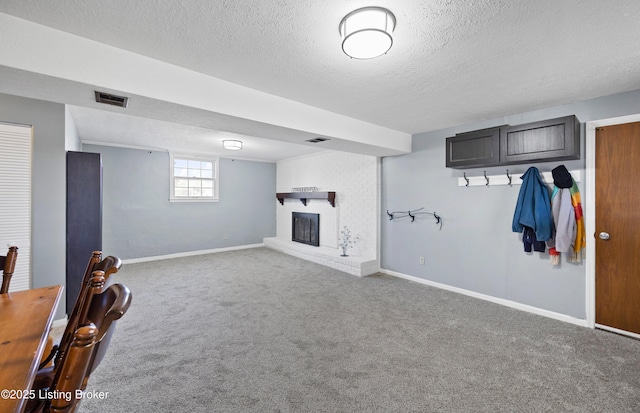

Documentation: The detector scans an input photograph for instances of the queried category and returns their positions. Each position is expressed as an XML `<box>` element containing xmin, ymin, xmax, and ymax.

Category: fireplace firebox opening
<box><xmin>292</xmin><ymin>212</ymin><xmax>319</xmax><ymax>247</ymax></box>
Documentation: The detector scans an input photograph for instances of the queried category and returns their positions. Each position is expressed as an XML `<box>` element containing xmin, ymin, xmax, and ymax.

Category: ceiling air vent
<box><xmin>95</xmin><ymin>91</ymin><xmax>129</xmax><ymax>108</ymax></box>
<box><xmin>306</xmin><ymin>137</ymin><xmax>330</xmax><ymax>143</ymax></box>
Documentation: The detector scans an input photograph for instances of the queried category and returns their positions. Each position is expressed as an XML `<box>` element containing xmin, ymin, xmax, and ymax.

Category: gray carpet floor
<box><xmin>80</xmin><ymin>247</ymin><xmax>640</xmax><ymax>412</ymax></box>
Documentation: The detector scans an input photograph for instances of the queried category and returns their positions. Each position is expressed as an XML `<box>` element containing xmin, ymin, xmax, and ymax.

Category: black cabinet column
<box><xmin>66</xmin><ymin>151</ymin><xmax>102</xmax><ymax>315</ymax></box>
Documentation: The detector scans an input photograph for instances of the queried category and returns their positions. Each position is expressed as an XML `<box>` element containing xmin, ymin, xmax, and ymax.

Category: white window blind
<box><xmin>0</xmin><ymin>122</ymin><xmax>32</xmax><ymax>292</ymax></box>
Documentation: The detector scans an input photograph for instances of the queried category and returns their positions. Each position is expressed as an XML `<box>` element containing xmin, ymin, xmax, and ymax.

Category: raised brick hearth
<box><xmin>263</xmin><ymin>237</ymin><xmax>378</xmax><ymax>277</ymax></box>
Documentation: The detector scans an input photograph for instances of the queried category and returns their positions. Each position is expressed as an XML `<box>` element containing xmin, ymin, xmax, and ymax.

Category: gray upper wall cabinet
<box><xmin>445</xmin><ymin>127</ymin><xmax>502</xmax><ymax>168</ymax></box>
<box><xmin>445</xmin><ymin>115</ymin><xmax>580</xmax><ymax>168</ymax></box>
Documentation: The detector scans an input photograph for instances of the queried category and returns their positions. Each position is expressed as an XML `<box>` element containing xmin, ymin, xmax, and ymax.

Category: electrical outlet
<box><xmin>419</xmin><ymin>256</ymin><xmax>425</xmax><ymax>265</ymax></box>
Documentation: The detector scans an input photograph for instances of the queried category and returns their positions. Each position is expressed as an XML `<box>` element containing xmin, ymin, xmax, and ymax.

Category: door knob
<box><xmin>598</xmin><ymin>232</ymin><xmax>610</xmax><ymax>240</ymax></box>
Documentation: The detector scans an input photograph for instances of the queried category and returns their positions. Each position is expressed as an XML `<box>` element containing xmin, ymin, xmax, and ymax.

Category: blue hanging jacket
<box><xmin>512</xmin><ymin>167</ymin><xmax>553</xmax><ymax>242</ymax></box>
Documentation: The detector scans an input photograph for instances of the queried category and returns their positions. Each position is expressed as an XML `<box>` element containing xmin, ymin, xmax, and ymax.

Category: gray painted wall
<box><xmin>84</xmin><ymin>145</ymin><xmax>276</xmax><ymax>260</ymax></box>
<box><xmin>0</xmin><ymin>93</ymin><xmax>67</xmax><ymax>319</ymax></box>
<box><xmin>381</xmin><ymin>88</ymin><xmax>640</xmax><ymax>319</ymax></box>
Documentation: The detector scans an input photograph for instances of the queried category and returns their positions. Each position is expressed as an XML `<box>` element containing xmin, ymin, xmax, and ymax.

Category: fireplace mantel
<box><xmin>276</xmin><ymin>191</ymin><xmax>336</xmax><ymax>207</ymax></box>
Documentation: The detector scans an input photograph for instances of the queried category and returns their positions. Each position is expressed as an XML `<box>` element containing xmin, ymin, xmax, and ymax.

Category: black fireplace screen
<box><xmin>292</xmin><ymin>212</ymin><xmax>319</xmax><ymax>246</ymax></box>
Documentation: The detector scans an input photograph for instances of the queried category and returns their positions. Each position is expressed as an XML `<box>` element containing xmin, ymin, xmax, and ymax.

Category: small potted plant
<box><xmin>338</xmin><ymin>226</ymin><xmax>357</xmax><ymax>257</ymax></box>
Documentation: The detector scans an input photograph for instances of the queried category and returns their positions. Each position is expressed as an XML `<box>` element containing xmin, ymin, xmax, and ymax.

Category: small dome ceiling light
<box><xmin>339</xmin><ymin>7</ymin><xmax>396</xmax><ymax>59</ymax></box>
<box><xmin>222</xmin><ymin>140</ymin><xmax>242</xmax><ymax>150</ymax></box>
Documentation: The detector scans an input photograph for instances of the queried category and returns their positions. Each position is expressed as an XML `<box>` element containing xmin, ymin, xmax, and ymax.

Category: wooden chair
<box><xmin>47</xmin><ymin>252</ymin><xmax>122</xmax><ymax>369</ymax></box>
<box><xmin>36</xmin><ymin>251</ymin><xmax>102</xmax><ymax>370</ymax></box>
<box><xmin>27</xmin><ymin>281</ymin><xmax>132</xmax><ymax>412</ymax></box>
<box><xmin>32</xmin><ymin>274</ymin><xmax>106</xmax><ymax>394</ymax></box>
<box><xmin>0</xmin><ymin>245</ymin><xmax>18</xmax><ymax>294</ymax></box>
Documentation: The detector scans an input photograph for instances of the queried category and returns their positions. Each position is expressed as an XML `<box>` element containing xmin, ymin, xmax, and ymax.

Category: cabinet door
<box><xmin>499</xmin><ymin>115</ymin><xmax>579</xmax><ymax>165</ymax></box>
<box><xmin>445</xmin><ymin>127</ymin><xmax>500</xmax><ymax>168</ymax></box>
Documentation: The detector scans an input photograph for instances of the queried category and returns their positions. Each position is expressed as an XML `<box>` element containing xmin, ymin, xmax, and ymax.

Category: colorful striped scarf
<box><xmin>569</xmin><ymin>179</ymin><xmax>585</xmax><ymax>262</ymax></box>
<box><xmin>549</xmin><ymin>178</ymin><xmax>585</xmax><ymax>264</ymax></box>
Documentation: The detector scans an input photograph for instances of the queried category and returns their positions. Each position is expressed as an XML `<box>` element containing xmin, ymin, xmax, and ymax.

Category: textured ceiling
<box><xmin>1</xmin><ymin>0</ymin><xmax>640</xmax><ymax>159</ymax></box>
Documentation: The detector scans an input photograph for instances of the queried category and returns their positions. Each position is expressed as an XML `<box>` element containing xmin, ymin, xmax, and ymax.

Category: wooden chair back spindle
<box><xmin>0</xmin><ymin>245</ymin><xmax>18</xmax><ymax>294</ymax></box>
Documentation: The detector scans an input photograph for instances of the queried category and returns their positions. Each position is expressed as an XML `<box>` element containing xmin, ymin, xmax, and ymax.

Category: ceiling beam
<box><xmin>0</xmin><ymin>12</ymin><xmax>411</xmax><ymax>156</ymax></box>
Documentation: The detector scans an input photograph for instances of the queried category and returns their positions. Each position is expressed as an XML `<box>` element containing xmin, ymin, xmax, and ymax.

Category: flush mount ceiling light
<box><xmin>339</xmin><ymin>7</ymin><xmax>396</xmax><ymax>59</ymax></box>
<box><xmin>223</xmin><ymin>140</ymin><xmax>242</xmax><ymax>150</ymax></box>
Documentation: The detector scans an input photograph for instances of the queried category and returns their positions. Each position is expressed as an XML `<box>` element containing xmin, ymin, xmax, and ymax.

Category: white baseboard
<box><xmin>380</xmin><ymin>268</ymin><xmax>589</xmax><ymax>328</ymax></box>
<box><xmin>595</xmin><ymin>324</ymin><xmax>640</xmax><ymax>340</ymax></box>
<box><xmin>52</xmin><ymin>318</ymin><xmax>68</xmax><ymax>329</ymax></box>
<box><xmin>123</xmin><ymin>243</ymin><xmax>264</xmax><ymax>264</ymax></box>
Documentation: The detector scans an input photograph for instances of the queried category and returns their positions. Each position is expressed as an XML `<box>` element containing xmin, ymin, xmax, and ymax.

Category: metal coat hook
<box><xmin>463</xmin><ymin>172</ymin><xmax>470</xmax><ymax>187</ymax></box>
<box><xmin>484</xmin><ymin>171</ymin><xmax>489</xmax><ymax>186</ymax></box>
<box><xmin>433</xmin><ymin>212</ymin><xmax>442</xmax><ymax>230</ymax></box>
<box><xmin>386</xmin><ymin>208</ymin><xmax>443</xmax><ymax>230</ymax></box>
<box><xmin>506</xmin><ymin>169</ymin><xmax>512</xmax><ymax>186</ymax></box>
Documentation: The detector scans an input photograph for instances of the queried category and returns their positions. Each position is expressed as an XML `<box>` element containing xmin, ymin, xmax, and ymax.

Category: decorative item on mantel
<box><xmin>292</xmin><ymin>187</ymin><xmax>318</xmax><ymax>192</ymax></box>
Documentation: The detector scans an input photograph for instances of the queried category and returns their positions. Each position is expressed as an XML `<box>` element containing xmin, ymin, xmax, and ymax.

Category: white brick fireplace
<box><xmin>264</xmin><ymin>151</ymin><xmax>379</xmax><ymax>276</ymax></box>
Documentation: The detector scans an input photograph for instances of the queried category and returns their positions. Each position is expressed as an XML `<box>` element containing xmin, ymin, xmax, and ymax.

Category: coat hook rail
<box><xmin>386</xmin><ymin>208</ymin><xmax>443</xmax><ymax>230</ymax></box>
<box><xmin>457</xmin><ymin>170</ymin><xmax>581</xmax><ymax>187</ymax></box>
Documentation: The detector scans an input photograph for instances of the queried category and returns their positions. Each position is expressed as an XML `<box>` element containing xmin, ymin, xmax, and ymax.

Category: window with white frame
<box><xmin>170</xmin><ymin>154</ymin><xmax>219</xmax><ymax>202</ymax></box>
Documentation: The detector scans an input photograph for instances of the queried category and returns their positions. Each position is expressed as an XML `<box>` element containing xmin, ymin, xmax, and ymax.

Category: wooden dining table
<box><xmin>0</xmin><ymin>286</ymin><xmax>63</xmax><ymax>413</ymax></box>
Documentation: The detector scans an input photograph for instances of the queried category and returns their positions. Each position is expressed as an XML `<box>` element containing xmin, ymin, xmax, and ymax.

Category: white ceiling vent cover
<box><xmin>95</xmin><ymin>91</ymin><xmax>129</xmax><ymax>108</ymax></box>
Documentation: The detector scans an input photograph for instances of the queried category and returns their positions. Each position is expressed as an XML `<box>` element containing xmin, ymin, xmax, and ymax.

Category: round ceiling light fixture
<box><xmin>339</xmin><ymin>7</ymin><xmax>396</xmax><ymax>59</ymax></box>
<box><xmin>222</xmin><ymin>140</ymin><xmax>242</xmax><ymax>150</ymax></box>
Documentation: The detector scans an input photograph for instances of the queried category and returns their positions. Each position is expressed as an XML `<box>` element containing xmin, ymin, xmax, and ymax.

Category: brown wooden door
<box><xmin>595</xmin><ymin>122</ymin><xmax>640</xmax><ymax>334</ymax></box>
